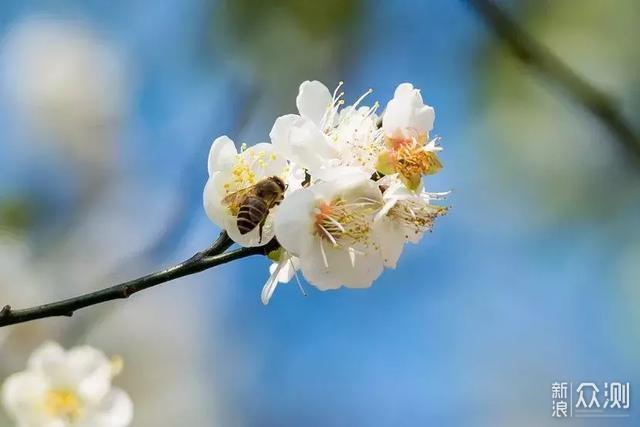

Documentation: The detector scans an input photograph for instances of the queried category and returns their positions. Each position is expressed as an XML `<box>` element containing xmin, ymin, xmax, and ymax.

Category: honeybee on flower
<box><xmin>203</xmin><ymin>136</ymin><xmax>288</xmax><ymax>247</ymax></box>
<box><xmin>221</xmin><ymin>176</ymin><xmax>287</xmax><ymax>242</ymax></box>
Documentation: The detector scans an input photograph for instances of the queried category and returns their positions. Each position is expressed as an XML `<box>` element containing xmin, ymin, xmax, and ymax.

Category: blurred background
<box><xmin>0</xmin><ymin>0</ymin><xmax>638</xmax><ymax>425</ymax></box>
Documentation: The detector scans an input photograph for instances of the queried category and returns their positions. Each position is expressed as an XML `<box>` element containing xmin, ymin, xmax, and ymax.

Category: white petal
<box><xmin>82</xmin><ymin>388</ymin><xmax>133</xmax><ymax>427</ymax></box>
<box><xmin>1</xmin><ymin>371</ymin><xmax>47</xmax><ymax>422</ymax></box>
<box><xmin>300</xmin><ymin>243</ymin><xmax>383</xmax><ymax>290</ymax></box>
<box><xmin>312</xmin><ymin>166</ymin><xmax>370</xmax><ymax>184</ymax></box>
<box><xmin>278</xmin><ymin>257</ymin><xmax>299</xmax><ymax>283</ymax></box>
<box><xmin>274</xmin><ymin>188</ymin><xmax>317</xmax><ymax>256</ymax></box>
<box><xmin>243</xmin><ymin>142</ymin><xmax>288</xmax><ymax>178</ymax></box>
<box><xmin>269</xmin><ymin>114</ymin><xmax>299</xmax><ymax>159</ymax></box>
<box><xmin>309</xmin><ymin>170</ymin><xmax>378</xmax><ymax>203</ymax></box>
<box><xmin>374</xmin><ymin>219</ymin><xmax>406</xmax><ymax>268</ymax></box>
<box><xmin>261</xmin><ymin>261</ymin><xmax>285</xmax><ymax>305</ymax></box>
<box><xmin>27</xmin><ymin>341</ymin><xmax>65</xmax><ymax>371</ymax></box>
<box><xmin>383</xmin><ymin>83</ymin><xmax>435</xmax><ymax>138</ymax></box>
<box><xmin>344</xmin><ymin>177</ymin><xmax>384</xmax><ymax>208</ymax></box>
<box><xmin>26</xmin><ymin>342</ymin><xmax>68</xmax><ymax>385</ymax></box>
<box><xmin>207</xmin><ymin>135</ymin><xmax>237</xmax><ymax>176</ymax></box>
<box><xmin>203</xmin><ymin>173</ymin><xmax>229</xmax><ymax>230</ymax></box>
<box><xmin>66</xmin><ymin>346</ymin><xmax>112</xmax><ymax>404</ymax></box>
<box><xmin>296</xmin><ymin>80</ymin><xmax>333</xmax><ymax>127</ymax></box>
<box><xmin>283</xmin><ymin>162</ymin><xmax>307</xmax><ymax>194</ymax></box>
<box><xmin>269</xmin><ymin>114</ymin><xmax>337</xmax><ymax>173</ymax></box>
<box><xmin>287</xmin><ymin>119</ymin><xmax>337</xmax><ymax>172</ymax></box>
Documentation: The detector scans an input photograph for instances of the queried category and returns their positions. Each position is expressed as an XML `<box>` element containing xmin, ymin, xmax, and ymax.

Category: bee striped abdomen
<box><xmin>237</xmin><ymin>196</ymin><xmax>268</xmax><ymax>235</ymax></box>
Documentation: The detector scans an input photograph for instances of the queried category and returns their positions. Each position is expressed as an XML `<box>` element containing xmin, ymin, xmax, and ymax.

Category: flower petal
<box><xmin>203</xmin><ymin>173</ymin><xmax>229</xmax><ymax>230</ymax></box>
<box><xmin>309</xmin><ymin>168</ymin><xmax>374</xmax><ymax>202</ymax></box>
<box><xmin>269</xmin><ymin>114</ymin><xmax>338</xmax><ymax>173</ymax></box>
<box><xmin>27</xmin><ymin>342</ymin><xmax>67</xmax><ymax>385</ymax></box>
<box><xmin>66</xmin><ymin>346</ymin><xmax>112</xmax><ymax>404</ymax></box>
<box><xmin>274</xmin><ymin>256</ymin><xmax>299</xmax><ymax>283</ymax></box>
<box><xmin>383</xmin><ymin>83</ymin><xmax>435</xmax><ymax>138</ymax></box>
<box><xmin>373</xmin><ymin>219</ymin><xmax>406</xmax><ymax>268</ymax></box>
<box><xmin>269</xmin><ymin>114</ymin><xmax>299</xmax><ymax>158</ymax></box>
<box><xmin>312</xmin><ymin>166</ymin><xmax>370</xmax><ymax>185</ymax></box>
<box><xmin>262</xmin><ymin>255</ymin><xmax>299</xmax><ymax>305</ymax></box>
<box><xmin>81</xmin><ymin>388</ymin><xmax>133</xmax><ymax>427</ymax></box>
<box><xmin>296</xmin><ymin>80</ymin><xmax>333</xmax><ymax>127</ymax></box>
<box><xmin>1</xmin><ymin>371</ymin><xmax>48</xmax><ymax>424</ymax></box>
<box><xmin>274</xmin><ymin>188</ymin><xmax>317</xmax><ymax>256</ymax></box>
<box><xmin>300</xmin><ymin>243</ymin><xmax>383</xmax><ymax>290</ymax></box>
<box><xmin>261</xmin><ymin>261</ymin><xmax>284</xmax><ymax>305</ymax></box>
<box><xmin>243</xmin><ymin>143</ymin><xmax>288</xmax><ymax>178</ymax></box>
<box><xmin>207</xmin><ymin>135</ymin><xmax>237</xmax><ymax>176</ymax></box>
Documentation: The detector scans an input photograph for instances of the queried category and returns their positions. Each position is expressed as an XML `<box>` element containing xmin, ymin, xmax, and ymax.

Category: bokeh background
<box><xmin>0</xmin><ymin>0</ymin><xmax>639</xmax><ymax>425</ymax></box>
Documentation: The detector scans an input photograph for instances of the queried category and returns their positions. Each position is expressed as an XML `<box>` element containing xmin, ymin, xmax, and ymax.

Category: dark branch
<box><xmin>0</xmin><ymin>232</ymin><xmax>278</xmax><ymax>328</ymax></box>
<box><xmin>465</xmin><ymin>0</ymin><xmax>640</xmax><ymax>162</ymax></box>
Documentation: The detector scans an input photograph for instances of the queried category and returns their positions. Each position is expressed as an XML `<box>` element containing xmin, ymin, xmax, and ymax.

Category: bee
<box><xmin>222</xmin><ymin>176</ymin><xmax>287</xmax><ymax>242</ymax></box>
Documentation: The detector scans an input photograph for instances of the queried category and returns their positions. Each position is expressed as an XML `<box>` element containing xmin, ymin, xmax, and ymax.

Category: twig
<box><xmin>465</xmin><ymin>0</ymin><xmax>640</xmax><ymax>162</ymax></box>
<box><xmin>0</xmin><ymin>233</ymin><xmax>278</xmax><ymax>328</ymax></box>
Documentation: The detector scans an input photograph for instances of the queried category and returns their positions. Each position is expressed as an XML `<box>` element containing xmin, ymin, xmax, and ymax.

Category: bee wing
<box><xmin>221</xmin><ymin>185</ymin><xmax>257</xmax><ymax>208</ymax></box>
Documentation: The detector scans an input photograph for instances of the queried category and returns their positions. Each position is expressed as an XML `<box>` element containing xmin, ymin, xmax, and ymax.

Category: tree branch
<box><xmin>0</xmin><ymin>232</ymin><xmax>278</xmax><ymax>328</ymax></box>
<box><xmin>465</xmin><ymin>0</ymin><xmax>640</xmax><ymax>163</ymax></box>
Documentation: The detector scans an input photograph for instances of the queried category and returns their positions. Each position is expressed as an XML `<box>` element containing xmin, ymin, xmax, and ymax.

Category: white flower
<box><xmin>377</xmin><ymin>83</ymin><xmax>442</xmax><ymax>191</ymax></box>
<box><xmin>203</xmin><ymin>136</ymin><xmax>288</xmax><ymax>247</ymax></box>
<box><xmin>261</xmin><ymin>249</ymin><xmax>301</xmax><ymax>305</ymax></box>
<box><xmin>270</xmin><ymin>80</ymin><xmax>383</xmax><ymax>177</ymax></box>
<box><xmin>274</xmin><ymin>170</ymin><xmax>385</xmax><ymax>290</ymax></box>
<box><xmin>374</xmin><ymin>175</ymin><xmax>448</xmax><ymax>268</ymax></box>
<box><xmin>1</xmin><ymin>342</ymin><xmax>132</xmax><ymax>427</ymax></box>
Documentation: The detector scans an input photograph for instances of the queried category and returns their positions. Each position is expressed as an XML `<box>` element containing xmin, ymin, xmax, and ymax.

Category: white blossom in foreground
<box><xmin>274</xmin><ymin>170</ymin><xmax>385</xmax><ymax>290</ymax></box>
<box><xmin>377</xmin><ymin>83</ymin><xmax>442</xmax><ymax>190</ymax></box>
<box><xmin>203</xmin><ymin>136</ymin><xmax>288</xmax><ymax>247</ymax></box>
<box><xmin>270</xmin><ymin>80</ymin><xmax>383</xmax><ymax>177</ymax></box>
<box><xmin>2</xmin><ymin>342</ymin><xmax>132</xmax><ymax>427</ymax></box>
<box><xmin>374</xmin><ymin>175</ymin><xmax>448</xmax><ymax>268</ymax></box>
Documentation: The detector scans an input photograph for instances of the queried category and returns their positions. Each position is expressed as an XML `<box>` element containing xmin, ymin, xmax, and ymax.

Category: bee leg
<box><xmin>258</xmin><ymin>218</ymin><xmax>267</xmax><ymax>244</ymax></box>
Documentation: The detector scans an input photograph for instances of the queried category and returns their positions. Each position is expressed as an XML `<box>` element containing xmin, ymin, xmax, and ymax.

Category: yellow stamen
<box><xmin>313</xmin><ymin>198</ymin><xmax>378</xmax><ymax>247</ymax></box>
<box><xmin>388</xmin><ymin>200</ymin><xmax>447</xmax><ymax>237</ymax></box>
<box><xmin>45</xmin><ymin>389</ymin><xmax>82</xmax><ymax>423</ymax></box>
<box><xmin>377</xmin><ymin>136</ymin><xmax>442</xmax><ymax>190</ymax></box>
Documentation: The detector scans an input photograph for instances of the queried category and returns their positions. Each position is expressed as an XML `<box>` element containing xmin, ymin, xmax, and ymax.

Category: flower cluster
<box><xmin>204</xmin><ymin>81</ymin><xmax>448</xmax><ymax>303</ymax></box>
<box><xmin>2</xmin><ymin>342</ymin><xmax>132</xmax><ymax>427</ymax></box>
